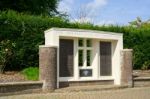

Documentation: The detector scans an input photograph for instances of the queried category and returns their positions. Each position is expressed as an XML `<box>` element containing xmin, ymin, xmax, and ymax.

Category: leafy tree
<box><xmin>129</xmin><ymin>17</ymin><xmax>142</xmax><ymax>28</ymax></box>
<box><xmin>0</xmin><ymin>0</ymin><xmax>60</xmax><ymax>16</ymax></box>
<box><xmin>129</xmin><ymin>17</ymin><xmax>150</xmax><ymax>28</ymax></box>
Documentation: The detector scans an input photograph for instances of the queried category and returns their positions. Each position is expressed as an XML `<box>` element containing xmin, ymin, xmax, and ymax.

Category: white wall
<box><xmin>44</xmin><ymin>28</ymin><xmax>123</xmax><ymax>86</ymax></box>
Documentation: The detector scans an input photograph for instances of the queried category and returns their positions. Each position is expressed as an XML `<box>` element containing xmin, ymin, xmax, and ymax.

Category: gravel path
<box><xmin>0</xmin><ymin>71</ymin><xmax>26</xmax><ymax>83</ymax></box>
<box><xmin>1</xmin><ymin>87</ymin><xmax>150</xmax><ymax>99</ymax></box>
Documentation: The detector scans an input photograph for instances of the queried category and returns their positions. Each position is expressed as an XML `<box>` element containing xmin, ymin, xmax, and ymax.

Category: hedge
<box><xmin>0</xmin><ymin>10</ymin><xmax>150</xmax><ymax>70</ymax></box>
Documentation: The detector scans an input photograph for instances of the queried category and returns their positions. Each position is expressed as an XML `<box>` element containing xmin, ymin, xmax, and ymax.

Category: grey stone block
<box><xmin>120</xmin><ymin>49</ymin><xmax>133</xmax><ymax>87</ymax></box>
<box><xmin>39</xmin><ymin>46</ymin><xmax>57</xmax><ymax>92</ymax></box>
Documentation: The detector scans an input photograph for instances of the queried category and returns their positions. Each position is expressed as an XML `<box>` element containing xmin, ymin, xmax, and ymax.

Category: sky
<box><xmin>58</xmin><ymin>0</ymin><xmax>150</xmax><ymax>25</ymax></box>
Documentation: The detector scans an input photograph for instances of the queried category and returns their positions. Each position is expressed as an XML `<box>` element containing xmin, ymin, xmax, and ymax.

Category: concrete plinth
<box><xmin>39</xmin><ymin>45</ymin><xmax>57</xmax><ymax>92</ymax></box>
<box><xmin>120</xmin><ymin>49</ymin><xmax>133</xmax><ymax>87</ymax></box>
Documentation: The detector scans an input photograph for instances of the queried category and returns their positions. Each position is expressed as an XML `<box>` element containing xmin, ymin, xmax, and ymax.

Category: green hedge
<box><xmin>0</xmin><ymin>10</ymin><xmax>150</xmax><ymax>70</ymax></box>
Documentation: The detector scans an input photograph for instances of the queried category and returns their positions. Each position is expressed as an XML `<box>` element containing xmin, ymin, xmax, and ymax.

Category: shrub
<box><xmin>0</xmin><ymin>10</ymin><xmax>69</xmax><ymax>70</ymax></box>
<box><xmin>21</xmin><ymin>67</ymin><xmax>39</xmax><ymax>80</ymax></box>
<box><xmin>0</xmin><ymin>40</ymin><xmax>15</xmax><ymax>73</ymax></box>
<box><xmin>142</xmin><ymin>61</ymin><xmax>150</xmax><ymax>70</ymax></box>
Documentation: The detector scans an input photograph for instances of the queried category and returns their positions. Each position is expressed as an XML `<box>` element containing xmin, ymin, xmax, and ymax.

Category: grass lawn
<box><xmin>21</xmin><ymin>67</ymin><xmax>39</xmax><ymax>81</ymax></box>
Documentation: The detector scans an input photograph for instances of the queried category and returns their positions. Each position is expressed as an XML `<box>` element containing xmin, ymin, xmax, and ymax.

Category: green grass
<box><xmin>21</xmin><ymin>67</ymin><xmax>39</xmax><ymax>81</ymax></box>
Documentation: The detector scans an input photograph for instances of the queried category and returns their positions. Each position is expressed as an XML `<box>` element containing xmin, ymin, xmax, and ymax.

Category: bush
<box><xmin>21</xmin><ymin>67</ymin><xmax>39</xmax><ymax>80</ymax></box>
<box><xmin>0</xmin><ymin>10</ymin><xmax>69</xmax><ymax>70</ymax></box>
<box><xmin>0</xmin><ymin>40</ymin><xmax>15</xmax><ymax>73</ymax></box>
<box><xmin>0</xmin><ymin>10</ymin><xmax>150</xmax><ymax>70</ymax></box>
<box><xmin>141</xmin><ymin>61</ymin><xmax>150</xmax><ymax>70</ymax></box>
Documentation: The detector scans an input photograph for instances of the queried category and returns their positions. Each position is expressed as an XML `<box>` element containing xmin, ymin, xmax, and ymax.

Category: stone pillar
<box><xmin>120</xmin><ymin>49</ymin><xmax>133</xmax><ymax>87</ymax></box>
<box><xmin>39</xmin><ymin>45</ymin><xmax>57</xmax><ymax>92</ymax></box>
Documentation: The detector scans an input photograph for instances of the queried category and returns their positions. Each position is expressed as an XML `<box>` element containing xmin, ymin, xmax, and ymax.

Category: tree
<box><xmin>71</xmin><ymin>5</ymin><xmax>94</xmax><ymax>24</ymax></box>
<box><xmin>129</xmin><ymin>17</ymin><xmax>142</xmax><ymax>28</ymax></box>
<box><xmin>0</xmin><ymin>0</ymin><xmax>60</xmax><ymax>16</ymax></box>
<box><xmin>129</xmin><ymin>17</ymin><xmax>150</xmax><ymax>28</ymax></box>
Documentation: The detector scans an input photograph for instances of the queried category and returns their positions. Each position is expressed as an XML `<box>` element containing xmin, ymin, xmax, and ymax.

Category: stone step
<box><xmin>0</xmin><ymin>81</ymin><xmax>43</xmax><ymax>96</ymax></box>
<box><xmin>134</xmin><ymin>77</ymin><xmax>150</xmax><ymax>87</ymax></box>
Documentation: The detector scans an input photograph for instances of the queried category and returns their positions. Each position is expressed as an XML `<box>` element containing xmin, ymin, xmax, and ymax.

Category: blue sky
<box><xmin>58</xmin><ymin>0</ymin><xmax>150</xmax><ymax>25</ymax></box>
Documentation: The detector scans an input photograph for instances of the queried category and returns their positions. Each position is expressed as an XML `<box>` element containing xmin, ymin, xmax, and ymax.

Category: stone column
<box><xmin>120</xmin><ymin>49</ymin><xmax>133</xmax><ymax>87</ymax></box>
<box><xmin>39</xmin><ymin>45</ymin><xmax>57</xmax><ymax>92</ymax></box>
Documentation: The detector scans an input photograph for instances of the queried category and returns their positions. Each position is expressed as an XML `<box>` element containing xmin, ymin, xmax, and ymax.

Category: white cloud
<box><xmin>58</xmin><ymin>0</ymin><xmax>74</xmax><ymax>13</ymax></box>
<box><xmin>71</xmin><ymin>17</ymin><xmax>94</xmax><ymax>23</ymax></box>
<box><xmin>85</xmin><ymin>0</ymin><xmax>108</xmax><ymax>17</ymax></box>
<box><xmin>96</xmin><ymin>20</ymin><xmax>116</xmax><ymax>25</ymax></box>
<box><xmin>58</xmin><ymin>0</ymin><xmax>108</xmax><ymax>24</ymax></box>
<box><xmin>87</xmin><ymin>0</ymin><xmax>107</xmax><ymax>9</ymax></box>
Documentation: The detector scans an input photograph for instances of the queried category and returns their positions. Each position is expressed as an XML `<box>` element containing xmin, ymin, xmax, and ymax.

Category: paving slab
<box><xmin>55</xmin><ymin>85</ymin><xmax>127</xmax><ymax>93</ymax></box>
<box><xmin>1</xmin><ymin>87</ymin><xmax>150</xmax><ymax>99</ymax></box>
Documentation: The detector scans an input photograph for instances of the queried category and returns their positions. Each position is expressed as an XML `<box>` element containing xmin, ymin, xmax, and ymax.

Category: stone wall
<box><xmin>59</xmin><ymin>80</ymin><xmax>114</xmax><ymax>88</ymax></box>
